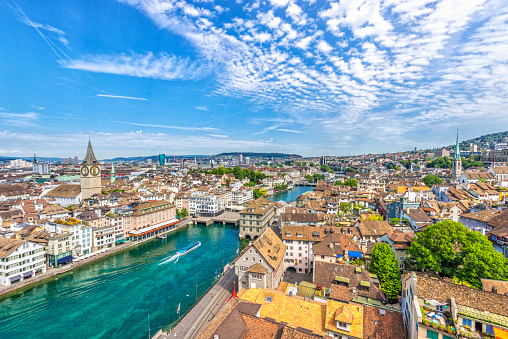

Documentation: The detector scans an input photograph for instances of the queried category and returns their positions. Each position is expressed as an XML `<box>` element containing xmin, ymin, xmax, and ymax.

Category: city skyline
<box><xmin>1</xmin><ymin>0</ymin><xmax>508</xmax><ymax>157</ymax></box>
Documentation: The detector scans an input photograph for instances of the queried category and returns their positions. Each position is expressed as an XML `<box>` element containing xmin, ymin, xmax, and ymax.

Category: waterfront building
<box><xmin>80</xmin><ymin>224</ymin><xmax>92</xmax><ymax>255</ymax></box>
<box><xmin>451</xmin><ymin>130</ymin><xmax>462</xmax><ymax>182</ymax></box>
<box><xmin>231</xmin><ymin>188</ymin><xmax>253</xmax><ymax>205</ymax></box>
<box><xmin>45</xmin><ymin>219</ymin><xmax>85</xmax><ymax>256</ymax></box>
<box><xmin>189</xmin><ymin>191</ymin><xmax>224</xmax><ymax>217</ymax></box>
<box><xmin>239</xmin><ymin>197</ymin><xmax>276</xmax><ymax>240</ymax></box>
<box><xmin>234</xmin><ymin>228</ymin><xmax>286</xmax><ymax>291</ymax></box>
<box><xmin>48</xmin><ymin>232</ymin><xmax>73</xmax><ymax>266</ymax></box>
<box><xmin>123</xmin><ymin>200</ymin><xmax>178</xmax><ymax>241</ymax></box>
<box><xmin>105</xmin><ymin>213</ymin><xmax>126</xmax><ymax>245</ymax></box>
<box><xmin>80</xmin><ymin>139</ymin><xmax>102</xmax><ymax>200</ymax></box>
<box><xmin>92</xmin><ymin>225</ymin><xmax>116</xmax><ymax>251</ymax></box>
<box><xmin>0</xmin><ymin>238</ymin><xmax>46</xmax><ymax>286</ymax></box>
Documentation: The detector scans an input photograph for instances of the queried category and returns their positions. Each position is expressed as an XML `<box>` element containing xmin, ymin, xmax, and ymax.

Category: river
<box><xmin>0</xmin><ymin>224</ymin><xmax>239</xmax><ymax>339</ymax></box>
<box><xmin>266</xmin><ymin>185</ymin><xmax>313</xmax><ymax>202</ymax></box>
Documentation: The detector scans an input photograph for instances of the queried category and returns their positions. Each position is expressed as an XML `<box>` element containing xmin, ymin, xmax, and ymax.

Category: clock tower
<box><xmin>80</xmin><ymin>139</ymin><xmax>102</xmax><ymax>199</ymax></box>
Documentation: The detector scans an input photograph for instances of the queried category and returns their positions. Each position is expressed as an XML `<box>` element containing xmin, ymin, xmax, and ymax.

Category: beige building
<box><xmin>239</xmin><ymin>197</ymin><xmax>276</xmax><ymax>239</ymax></box>
<box><xmin>80</xmin><ymin>139</ymin><xmax>102</xmax><ymax>200</ymax></box>
<box><xmin>234</xmin><ymin>228</ymin><xmax>286</xmax><ymax>291</ymax></box>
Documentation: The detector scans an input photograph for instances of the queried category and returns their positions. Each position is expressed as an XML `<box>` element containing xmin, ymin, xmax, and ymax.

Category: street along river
<box><xmin>0</xmin><ymin>224</ymin><xmax>239</xmax><ymax>339</ymax></box>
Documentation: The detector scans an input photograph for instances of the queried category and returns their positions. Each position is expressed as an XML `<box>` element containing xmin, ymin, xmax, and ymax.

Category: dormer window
<box><xmin>336</xmin><ymin>321</ymin><xmax>350</xmax><ymax>331</ymax></box>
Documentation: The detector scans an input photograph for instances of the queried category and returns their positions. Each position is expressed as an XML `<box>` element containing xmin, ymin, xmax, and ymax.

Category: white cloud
<box><xmin>195</xmin><ymin>106</ymin><xmax>209</xmax><ymax>111</ymax></box>
<box><xmin>60</xmin><ymin>52</ymin><xmax>207</xmax><ymax>81</ymax></box>
<box><xmin>112</xmin><ymin>120</ymin><xmax>219</xmax><ymax>132</ymax></box>
<box><xmin>317</xmin><ymin>40</ymin><xmax>333</xmax><ymax>53</ymax></box>
<box><xmin>0</xmin><ymin>112</ymin><xmax>40</xmax><ymax>127</ymax></box>
<box><xmin>295</xmin><ymin>36</ymin><xmax>313</xmax><ymax>49</ymax></box>
<box><xmin>97</xmin><ymin>94</ymin><xmax>148</xmax><ymax>101</ymax></box>
<box><xmin>269</xmin><ymin>0</ymin><xmax>290</xmax><ymax>8</ymax></box>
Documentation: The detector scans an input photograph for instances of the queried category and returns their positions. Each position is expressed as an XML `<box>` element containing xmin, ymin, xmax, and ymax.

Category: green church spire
<box><xmin>454</xmin><ymin>129</ymin><xmax>460</xmax><ymax>160</ymax></box>
<box><xmin>110</xmin><ymin>163</ymin><xmax>116</xmax><ymax>183</ymax></box>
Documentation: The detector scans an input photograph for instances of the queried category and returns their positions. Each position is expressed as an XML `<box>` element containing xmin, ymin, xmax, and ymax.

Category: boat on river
<box><xmin>176</xmin><ymin>241</ymin><xmax>201</xmax><ymax>256</ymax></box>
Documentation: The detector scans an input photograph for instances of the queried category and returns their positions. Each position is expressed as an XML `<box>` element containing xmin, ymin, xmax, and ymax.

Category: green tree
<box><xmin>233</xmin><ymin>166</ymin><xmax>244</xmax><ymax>180</ymax></box>
<box><xmin>180</xmin><ymin>208</ymin><xmax>188</xmax><ymax>218</ymax></box>
<box><xmin>422</xmin><ymin>175</ymin><xmax>443</xmax><ymax>187</ymax></box>
<box><xmin>253</xmin><ymin>189</ymin><xmax>261</xmax><ymax>199</ymax></box>
<box><xmin>345</xmin><ymin>167</ymin><xmax>358</xmax><ymax>173</ymax></box>
<box><xmin>320</xmin><ymin>164</ymin><xmax>333</xmax><ymax>173</ymax></box>
<box><xmin>386</xmin><ymin>163</ymin><xmax>395</xmax><ymax>170</ymax></box>
<box><xmin>406</xmin><ymin>221</ymin><xmax>508</xmax><ymax>288</ymax></box>
<box><xmin>259</xmin><ymin>188</ymin><xmax>267</xmax><ymax>197</ymax></box>
<box><xmin>370</xmin><ymin>243</ymin><xmax>401</xmax><ymax>303</ymax></box>
<box><xmin>305</xmin><ymin>174</ymin><xmax>314</xmax><ymax>183</ymax></box>
<box><xmin>313</xmin><ymin>173</ymin><xmax>325</xmax><ymax>182</ymax></box>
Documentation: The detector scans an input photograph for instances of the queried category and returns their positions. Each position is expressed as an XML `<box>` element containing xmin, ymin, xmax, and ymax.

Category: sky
<box><xmin>1</xmin><ymin>0</ymin><xmax>508</xmax><ymax>159</ymax></box>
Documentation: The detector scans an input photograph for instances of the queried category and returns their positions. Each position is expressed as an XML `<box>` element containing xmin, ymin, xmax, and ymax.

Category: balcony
<box><xmin>420</xmin><ymin>306</ymin><xmax>457</xmax><ymax>337</ymax></box>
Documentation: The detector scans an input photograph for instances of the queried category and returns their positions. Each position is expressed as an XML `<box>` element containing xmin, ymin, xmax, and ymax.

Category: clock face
<box><xmin>81</xmin><ymin>166</ymin><xmax>89</xmax><ymax>176</ymax></box>
<box><xmin>90</xmin><ymin>165</ymin><xmax>100</xmax><ymax>176</ymax></box>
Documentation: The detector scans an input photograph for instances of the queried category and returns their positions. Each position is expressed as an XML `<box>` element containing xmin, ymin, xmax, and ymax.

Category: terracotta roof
<box><xmin>491</xmin><ymin>166</ymin><xmax>508</xmax><ymax>174</ymax></box>
<box><xmin>464</xmin><ymin>172</ymin><xmax>495</xmax><ymax>180</ymax></box>
<box><xmin>281</xmin><ymin>213</ymin><xmax>319</xmax><ymax>223</ymax></box>
<box><xmin>0</xmin><ymin>237</ymin><xmax>24</xmax><ymax>259</ymax></box>
<box><xmin>329</xmin><ymin>284</ymin><xmax>353</xmax><ymax>302</ymax></box>
<box><xmin>314</xmin><ymin>261</ymin><xmax>386</xmax><ymax>302</ymax></box>
<box><xmin>324</xmin><ymin>299</ymin><xmax>363</xmax><ymax>338</ymax></box>
<box><xmin>416</xmin><ymin>274</ymin><xmax>508</xmax><ymax>317</ymax></box>
<box><xmin>44</xmin><ymin>184</ymin><xmax>81</xmax><ymax>198</ymax></box>
<box><xmin>250</xmin><ymin>228</ymin><xmax>286</xmax><ymax>270</ymax></box>
<box><xmin>312</xmin><ymin>233</ymin><xmax>361</xmax><ymax>257</ymax></box>
<box><xmin>461</xmin><ymin>209</ymin><xmax>501</xmax><ymax>223</ymax></box>
<box><xmin>247</xmin><ymin>263</ymin><xmax>268</xmax><ymax>274</ymax></box>
<box><xmin>242</xmin><ymin>313</ymin><xmax>282</xmax><ymax>339</ymax></box>
<box><xmin>481</xmin><ymin>278</ymin><xmax>508</xmax><ymax>296</ymax></box>
<box><xmin>240</xmin><ymin>197</ymin><xmax>276</xmax><ymax>216</ymax></box>
<box><xmin>363</xmin><ymin>305</ymin><xmax>405</xmax><ymax>339</ymax></box>
<box><xmin>356</xmin><ymin>220</ymin><xmax>392</xmax><ymax>237</ymax></box>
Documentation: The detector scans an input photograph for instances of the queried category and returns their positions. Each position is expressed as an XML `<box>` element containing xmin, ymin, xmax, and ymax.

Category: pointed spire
<box><xmin>81</xmin><ymin>139</ymin><xmax>99</xmax><ymax>165</ymax></box>
<box><xmin>111</xmin><ymin>163</ymin><xmax>115</xmax><ymax>174</ymax></box>
<box><xmin>33</xmin><ymin>153</ymin><xmax>37</xmax><ymax>163</ymax></box>
<box><xmin>454</xmin><ymin>129</ymin><xmax>460</xmax><ymax>160</ymax></box>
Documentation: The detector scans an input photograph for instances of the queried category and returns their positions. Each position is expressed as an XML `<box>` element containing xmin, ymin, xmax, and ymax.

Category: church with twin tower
<box><xmin>80</xmin><ymin>139</ymin><xmax>102</xmax><ymax>199</ymax></box>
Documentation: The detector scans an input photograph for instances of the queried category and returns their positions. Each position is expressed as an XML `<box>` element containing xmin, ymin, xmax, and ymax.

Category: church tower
<box><xmin>452</xmin><ymin>130</ymin><xmax>462</xmax><ymax>182</ymax></box>
<box><xmin>110</xmin><ymin>163</ymin><xmax>116</xmax><ymax>184</ymax></box>
<box><xmin>80</xmin><ymin>138</ymin><xmax>102</xmax><ymax>199</ymax></box>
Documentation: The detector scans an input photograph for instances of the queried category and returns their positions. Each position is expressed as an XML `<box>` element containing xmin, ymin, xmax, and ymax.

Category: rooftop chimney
<box><xmin>492</xmin><ymin>286</ymin><xmax>498</xmax><ymax>294</ymax></box>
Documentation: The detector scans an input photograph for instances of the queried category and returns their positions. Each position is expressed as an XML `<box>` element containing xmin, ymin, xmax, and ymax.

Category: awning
<box><xmin>57</xmin><ymin>255</ymin><xmax>73</xmax><ymax>264</ymax></box>
<box><xmin>348</xmin><ymin>251</ymin><xmax>363</xmax><ymax>258</ymax></box>
<box><xmin>23</xmin><ymin>270</ymin><xmax>33</xmax><ymax>278</ymax></box>
<box><xmin>9</xmin><ymin>275</ymin><xmax>21</xmax><ymax>282</ymax></box>
<box><xmin>115</xmin><ymin>239</ymin><xmax>127</xmax><ymax>244</ymax></box>
<box><xmin>494</xmin><ymin>327</ymin><xmax>508</xmax><ymax>339</ymax></box>
<box><xmin>336</xmin><ymin>254</ymin><xmax>343</xmax><ymax>258</ymax></box>
<box><xmin>360</xmin><ymin>281</ymin><xmax>370</xmax><ymax>287</ymax></box>
<box><xmin>335</xmin><ymin>276</ymin><xmax>350</xmax><ymax>283</ymax></box>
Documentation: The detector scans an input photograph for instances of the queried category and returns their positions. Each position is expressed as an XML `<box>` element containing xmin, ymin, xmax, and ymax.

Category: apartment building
<box><xmin>234</xmin><ymin>228</ymin><xmax>286</xmax><ymax>291</ymax></box>
<box><xmin>189</xmin><ymin>192</ymin><xmax>224</xmax><ymax>217</ymax></box>
<box><xmin>0</xmin><ymin>238</ymin><xmax>46</xmax><ymax>286</ymax></box>
<box><xmin>239</xmin><ymin>197</ymin><xmax>276</xmax><ymax>239</ymax></box>
<box><xmin>403</xmin><ymin>273</ymin><xmax>508</xmax><ymax>339</ymax></box>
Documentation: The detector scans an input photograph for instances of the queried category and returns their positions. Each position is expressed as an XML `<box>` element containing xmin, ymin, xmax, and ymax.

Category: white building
<box><xmin>232</xmin><ymin>189</ymin><xmax>253</xmax><ymax>205</ymax></box>
<box><xmin>189</xmin><ymin>191</ymin><xmax>225</xmax><ymax>217</ymax></box>
<box><xmin>44</xmin><ymin>220</ymin><xmax>88</xmax><ymax>257</ymax></box>
<box><xmin>0</xmin><ymin>238</ymin><xmax>46</xmax><ymax>286</ymax></box>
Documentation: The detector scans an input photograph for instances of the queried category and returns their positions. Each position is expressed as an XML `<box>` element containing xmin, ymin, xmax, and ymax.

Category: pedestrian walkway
<box><xmin>153</xmin><ymin>267</ymin><xmax>237</xmax><ymax>339</ymax></box>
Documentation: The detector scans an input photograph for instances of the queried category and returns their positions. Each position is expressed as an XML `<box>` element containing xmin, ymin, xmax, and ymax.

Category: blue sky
<box><xmin>1</xmin><ymin>0</ymin><xmax>507</xmax><ymax>158</ymax></box>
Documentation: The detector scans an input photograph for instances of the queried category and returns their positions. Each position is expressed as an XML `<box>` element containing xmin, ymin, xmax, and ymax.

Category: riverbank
<box><xmin>0</xmin><ymin>217</ymin><xmax>193</xmax><ymax>298</ymax></box>
<box><xmin>266</xmin><ymin>185</ymin><xmax>313</xmax><ymax>202</ymax></box>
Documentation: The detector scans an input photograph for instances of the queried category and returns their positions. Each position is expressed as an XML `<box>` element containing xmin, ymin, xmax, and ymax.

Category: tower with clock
<box><xmin>80</xmin><ymin>138</ymin><xmax>102</xmax><ymax>199</ymax></box>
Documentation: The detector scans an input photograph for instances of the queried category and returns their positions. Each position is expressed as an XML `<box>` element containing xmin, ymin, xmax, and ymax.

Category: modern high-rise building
<box><xmin>147</xmin><ymin>159</ymin><xmax>152</xmax><ymax>165</ymax></box>
<box><xmin>74</xmin><ymin>156</ymin><xmax>78</xmax><ymax>165</ymax></box>
<box><xmin>245</xmin><ymin>157</ymin><xmax>251</xmax><ymax>165</ymax></box>
<box><xmin>67</xmin><ymin>157</ymin><xmax>72</xmax><ymax>164</ymax></box>
<box><xmin>63</xmin><ymin>158</ymin><xmax>67</xmax><ymax>164</ymax></box>
<box><xmin>80</xmin><ymin>139</ymin><xmax>101</xmax><ymax>199</ymax></box>
<box><xmin>159</xmin><ymin>154</ymin><xmax>166</xmax><ymax>166</ymax></box>
<box><xmin>319</xmin><ymin>156</ymin><xmax>327</xmax><ymax>166</ymax></box>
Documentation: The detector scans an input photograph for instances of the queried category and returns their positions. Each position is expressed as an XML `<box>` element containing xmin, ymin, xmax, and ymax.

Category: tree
<box><xmin>253</xmin><ymin>189</ymin><xmax>261</xmax><ymax>199</ymax></box>
<box><xmin>386</xmin><ymin>163</ymin><xmax>395</xmax><ymax>170</ymax></box>
<box><xmin>422</xmin><ymin>175</ymin><xmax>443</xmax><ymax>187</ymax></box>
<box><xmin>259</xmin><ymin>188</ymin><xmax>267</xmax><ymax>197</ymax></box>
<box><xmin>370</xmin><ymin>243</ymin><xmax>401</xmax><ymax>303</ymax></box>
<box><xmin>181</xmin><ymin>208</ymin><xmax>188</xmax><ymax>218</ymax></box>
<box><xmin>305</xmin><ymin>174</ymin><xmax>314</xmax><ymax>183</ymax></box>
<box><xmin>345</xmin><ymin>167</ymin><xmax>358</xmax><ymax>173</ymax></box>
<box><xmin>406</xmin><ymin>221</ymin><xmax>508</xmax><ymax>288</ymax></box>
<box><xmin>320</xmin><ymin>164</ymin><xmax>333</xmax><ymax>173</ymax></box>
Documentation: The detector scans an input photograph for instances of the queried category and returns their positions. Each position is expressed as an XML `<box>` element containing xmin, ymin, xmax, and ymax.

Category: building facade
<box><xmin>0</xmin><ymin>238</ymin><xmax>46</xmax><ymax>286</ymax></box>
<box><xmin>239</xmin><ymin>197</ymin><xmax>276</xmax><ymax>239</ymax></box>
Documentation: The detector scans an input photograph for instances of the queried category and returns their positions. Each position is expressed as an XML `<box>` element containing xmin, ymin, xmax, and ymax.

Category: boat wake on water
<box><xmin>158</xmin><ymin>241</ymin><xmax>201</xmax><ymax>265</ymax></box>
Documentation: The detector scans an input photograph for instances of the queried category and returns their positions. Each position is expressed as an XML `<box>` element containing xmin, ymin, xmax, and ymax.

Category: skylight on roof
<box><xmin>265</xmin><ymin>296</ymin><xmax>272</xmax><ymax>303</ymax></box>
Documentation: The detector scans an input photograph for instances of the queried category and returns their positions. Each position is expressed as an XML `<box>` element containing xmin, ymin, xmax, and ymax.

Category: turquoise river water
<box><xmin>267</xmin><ymin>185</ymin><xmax>313</xmax><ymax>202</ymax></box>
<box><xmin>0</xmin><ymin>224</ymin><xmax>239</xmax><ymax>339</ymax></box>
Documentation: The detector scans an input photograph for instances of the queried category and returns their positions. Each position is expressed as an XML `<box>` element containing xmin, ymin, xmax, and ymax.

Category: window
<box><xmin>426</xmin><ymin>330</ymin><xmax>438</xmax><ymax>339</ymax></box>
<box><xmin>336</xmin><ymin>321</ymin><xmax>350</xmax><ymax>331</ymax></box>
<box><xmin>252</xmin><ymin>274</ymin><xmax>262</xmax><ymax>280</ymax></box>
<box><xmin>462</xmin><ymin>318</ymin><xmax>472</xmax><ymax>328</ymax></box>
<box><xmin>244</xmin><ymin>257</ymin><xmax>248</xmax><ymax>261</ymax></box>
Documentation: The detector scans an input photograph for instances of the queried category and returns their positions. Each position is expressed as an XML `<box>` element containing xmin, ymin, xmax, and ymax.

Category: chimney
<box><xmin>492</xmin><ymin>286</ymin><xmax>498</xmax><ymax>294</ymax></box>
<box><xmin>329</xmin><ymin>243</ymin><xmax>334</xmax><ymax>250</ymax></box>
<box><xmin>406</xmin><ymin>208</ymin><xmax>410</xmax><ymax>214</ymax></box>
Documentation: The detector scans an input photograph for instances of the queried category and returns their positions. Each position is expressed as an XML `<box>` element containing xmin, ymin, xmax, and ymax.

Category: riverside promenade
<box><xmin>0</xmin><ymin>217</ymin><xmax>193</xmax><ymax>298</ymax></box>
<box><xmin>153</xmin><ymin>267</ymin><xmax>237</xmax><ymax>339</ymax></box>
